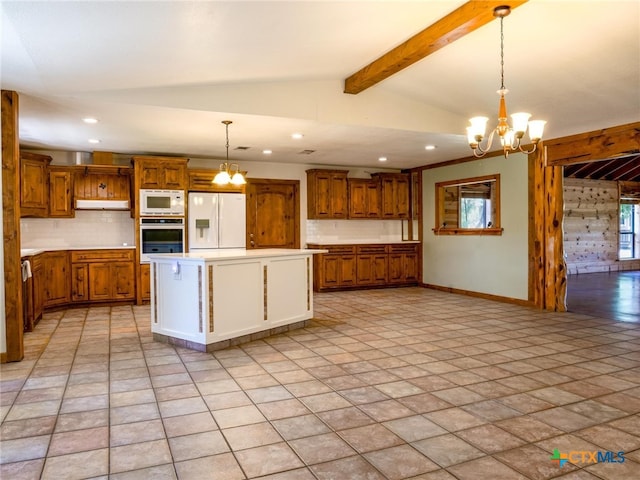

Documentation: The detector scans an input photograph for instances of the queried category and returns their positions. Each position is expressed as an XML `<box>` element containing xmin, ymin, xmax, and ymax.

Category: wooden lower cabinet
<box><xmin>140</xmin><ymin>263</ymin><xmax>151</xmax><ymax>302</ymax></box>
<box><xmin>388</xmin><ymin>244</ymin><xmax>419</xmax><ymax>284</ymax></box>
<box><xmin>309</xmin><ymin>243</ymin><xmax>419</xmax><ymax>292</ymax></box>
<box><xmin>71</xmin><ymin>249</ymin><xmax>135</xmax><ymax>303</ymax></box>
<box><xmin>42</xmin><ymin>251</ymin><xmax>70</xmax><ymax>307</ymax></box>
<box><xmin>31</xmin><ymin>254</ymin><xmax>44</xmax><ymax>326</ymax></box>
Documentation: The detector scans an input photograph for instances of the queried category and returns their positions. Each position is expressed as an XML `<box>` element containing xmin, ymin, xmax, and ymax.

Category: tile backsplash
<box><xmin>21</xmin><ymin>210</ymin><xmax>135</xmax><ymax>248</ymax></box>
<box><xmin>306</xmin><ymin>219</ymin><xmax>405</xmax><ymax>244</ymax></box>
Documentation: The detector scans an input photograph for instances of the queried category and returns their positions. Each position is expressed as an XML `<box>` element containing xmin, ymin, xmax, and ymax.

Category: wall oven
<box><xmin>139</xmin><ymin>218</ymin><xmax>185</xmax><ymax>263</ymax></box>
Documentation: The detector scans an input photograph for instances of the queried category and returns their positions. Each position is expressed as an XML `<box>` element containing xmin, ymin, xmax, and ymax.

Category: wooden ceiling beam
<box><xmin>344</xmin><ymin>1</ymin><xmax>528</xmax><ymax>94</ymax></box>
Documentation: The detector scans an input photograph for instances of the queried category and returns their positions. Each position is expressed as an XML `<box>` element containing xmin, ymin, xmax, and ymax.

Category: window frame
<box><xmin>433</xmin><ymin>173</ymin><xmax>503</xmax><ymax>236</ymax></box>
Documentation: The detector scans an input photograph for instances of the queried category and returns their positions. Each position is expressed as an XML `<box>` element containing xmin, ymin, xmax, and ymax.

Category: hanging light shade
<box><xmin>213</xmin><ymin>120</ymin><xmax>246</xmax><ymax>185</ymax></box>
<box><xmin>467</xmin><ymin>5</ymin><xmax>546</xmax><ymax>158</ymax></box>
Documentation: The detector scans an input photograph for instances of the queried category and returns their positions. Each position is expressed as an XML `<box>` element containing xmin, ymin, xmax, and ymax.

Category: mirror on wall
<box><xmin>434</xmin><ymin>174</ymin><xmax>502</xmax><ymax>235</ymax></box>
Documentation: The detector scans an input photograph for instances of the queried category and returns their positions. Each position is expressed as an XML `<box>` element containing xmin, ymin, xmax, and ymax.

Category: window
<box><xmin>619</xmin><ymin>202</ymin><xmax>640</xmax><ymax>259</ymax></box>
<box><xmin>434</xmin><ymin>174</ymin><xmax>502</xmax><ymax>235</ymax></box>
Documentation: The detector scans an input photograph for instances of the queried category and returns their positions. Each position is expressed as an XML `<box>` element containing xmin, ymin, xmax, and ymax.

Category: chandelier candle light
<box><xmin>213</xmin><ymin>120</ymin><xmax>246</xmax><ymax>185</ymax></box>
<box><xmin>467</xmin><ymin>5</ymin><xmax>546</xmax><ymax>158</ymax></box>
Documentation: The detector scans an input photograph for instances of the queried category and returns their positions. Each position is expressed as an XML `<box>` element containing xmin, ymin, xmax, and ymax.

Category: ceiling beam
<box><xmin>344</xmin><ymin>1</ymin><xmax>528</xmax><ymax>95</ymax></box>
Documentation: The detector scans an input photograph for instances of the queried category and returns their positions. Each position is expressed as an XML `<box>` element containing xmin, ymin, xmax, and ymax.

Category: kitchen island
<box><xmin>148</xmin><ymin>248</ymin><xmax>326</xmax><ymax>352</ymax></box>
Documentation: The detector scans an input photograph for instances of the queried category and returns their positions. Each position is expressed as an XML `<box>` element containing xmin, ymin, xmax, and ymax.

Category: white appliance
<box><xmin>139</xmin><ymin>217</ymin><xmax>185</xmax><ymax>263</ymax></box>
<box><xmin>140</xmin><ymin>189</ymin><xmax>185</xmax><ymax>216</ymax></box>
<box><xmin>188</xmin><ymin>192</ymin><xmax>246</xmax><ymax>250</ymax></box>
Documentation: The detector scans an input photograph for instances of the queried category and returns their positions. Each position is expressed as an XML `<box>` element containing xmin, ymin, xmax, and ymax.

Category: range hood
<box><xmin>75</xmin><ymin>199</ymin><xmax>130</xmax><ymax>210</ymax></box>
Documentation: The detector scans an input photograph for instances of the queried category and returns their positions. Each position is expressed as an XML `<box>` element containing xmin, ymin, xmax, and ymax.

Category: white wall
<box><xmin>422</xmin><ymin>152</ymin><xmax>529</xmax><ymax>300</ymax></box>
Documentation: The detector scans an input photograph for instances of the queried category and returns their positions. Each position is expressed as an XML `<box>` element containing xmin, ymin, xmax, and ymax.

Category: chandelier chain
<box><xmin>500</xmin><ymin>15</ymin><xmax>505</xmax><ymax>91</ymax></box>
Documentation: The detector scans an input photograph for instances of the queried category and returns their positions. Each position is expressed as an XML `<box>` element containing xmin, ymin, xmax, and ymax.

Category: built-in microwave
<box><xmin>139</xmin><ymin>189</ymin><xmax>185</xmax><ymax>216</ymax></box>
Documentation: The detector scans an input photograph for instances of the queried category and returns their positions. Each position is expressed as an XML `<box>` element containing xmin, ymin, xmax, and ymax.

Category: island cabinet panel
<box><xmin>133</xmin><ymin>156</ymin><xmax>188</xmax><ymax>190</ymax></box>
<box><xmin>149</xmin><ymin>249</ymin><xmax>321</xmax><ymax>352</ymax></box>
<box><xmin>71</xmin><ymin>249</ymin><xmax>135</xmax><ymax>303</ymax></box>
<box><xmin>308</xmin><ymin>242</ymin><xmax>419</xmax><ymax>291</ymax></box>
<box><xmin>307</xmin><ymin>169</ymin><xmax>348</xmax><ymax>219</ymax></box>
<box><xmin>348</xmin><ymin>179</ymin><xmax>381</xmax><ymax>218</ymax></box>
<box><xmin>48</xmin><ymin>167</ymin><xmax>74</xmax><ymax>218</ymax></box>
<box><xmin>20</xmin><ymin>152</ymin><xmax>51</xmax><ymax>217</ymax></box>
<box><xmin>42</xmin><ymin>251</ymin><xmax>70</xmax><ymax>307</ymax></box>
<box><xmin>373</xmin><ymin>173</ymin><xmax>410</xmax><ymax>219</ymax></box>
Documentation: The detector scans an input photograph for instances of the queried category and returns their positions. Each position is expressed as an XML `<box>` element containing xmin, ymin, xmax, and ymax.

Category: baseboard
<box><xmin>421</xmin><ymin>283</ymin><xmax>535</xmax><ymax>308</ymax></box>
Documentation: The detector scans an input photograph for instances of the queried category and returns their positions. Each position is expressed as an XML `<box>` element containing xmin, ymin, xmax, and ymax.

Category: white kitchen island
<box><xmin>148</xmin><ymin>248</ymin><xmax>326</xmax><ymax>352</ymax></box>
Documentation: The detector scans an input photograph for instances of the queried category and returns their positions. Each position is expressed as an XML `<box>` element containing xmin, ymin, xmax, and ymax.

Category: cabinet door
<box><xmin>320</xmin><ymin>255</ymin><xmax>341</xmax><ymax>288</ymax></box>
<box><xmin>378</xmin><ymin>174</ymin><xmax>409</xmax><ymax>219</ymax></box>
<box><xmin>339</xmin><ymin>255</ymin><xmax>357</xmax><ymax>286</ymax></box>
<box><xmin>356</xmin><ymin>255</ymin><xmax>374</xmax><ymax>285</ymax></box>
<box><xmin>74</xmin><ymin>169</ymin><xmax>131</xmax><ymax>201</ymax></box>
<box><xmin>348</xmin><ymin>180</ymin><xmax>380</xmax><ymax>218</ymax></box>
<box><xmin>21</xmin><ymin>155</ymin><xmax>50</xmax><ymax>217</ymax></box>
<box><xmin>140</xmin><ymin>263</ymin><xmax>151</xmax><ymax>302</ymax></box>
<box><xmin>395</xmin><ymin>176</ymin><xmax>410</xmax><ymax>218</ymax></box>
<box><xmin>43</xmin><ymin>252</ymin><xmax>70</xmax><ymax>306</ymax></box>
<box><xmin>31</xmin><ymin>256</ymin><xmax>44</xmax><ymax>323</ymax></box>
<box><xmin>139</xmin><ymin>164</ymin><xmax>162</xmax><ymax>189</ymax></box>
<box><xmin>330</xmin><ymin>174</ymin><xmax>348</xmax><ymax>218</ymax></box>
<box><xmin>49</xmin><ymin>169</ymin><xmax>74</xmax><ymax>217</ymax></box>
<box><xmin>403</xmin><ymin>253</ymin><xmax>419</xmax><ymax>283</ymax></box>
<box><xmin>88</xmin><ymin>263</ymin><xmax>112</xmax><ymax>301</ymax></box>
<box><xmin>113</xmin><ymin>262</ymin><xmax>135</xmax><ymax>299</ymax></box>
<box><xmin>388</xmin><ymin>254</ymin><xmax>404</xmax><ymax>283</ymax></box>
<box><xmin>71</xmin><ymin>263</ymin><xmax>89</xmax><ymax>302</ymax></box>
<box><xmin>161</xmin><ymin>163</ymin><xmax>186</xmax><ymax>189</ymax></box>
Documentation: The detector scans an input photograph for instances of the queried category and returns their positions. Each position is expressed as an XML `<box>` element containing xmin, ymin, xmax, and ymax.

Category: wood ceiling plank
<box><xmin>344</xmin><ymin>1</ymin><xmax>528</xmax><ymax>94</ymax></box>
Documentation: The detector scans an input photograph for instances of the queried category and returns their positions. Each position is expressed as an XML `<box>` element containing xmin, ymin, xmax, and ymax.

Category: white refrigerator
<box><xmin>188</xmin><ymin>192</ymin><xmax>246</xmax><ymax>250</ymax></box>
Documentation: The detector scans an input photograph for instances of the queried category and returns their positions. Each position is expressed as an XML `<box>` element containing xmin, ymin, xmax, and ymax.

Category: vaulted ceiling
<box><xmin>2</xmin><ymin>1</ymin><xmax>639</xmax><ymax>170</ymax></box>
<box><xmin>564</xmin><ymin>155</ymin><xmax>640</xmax><ymax>183</ymax></box>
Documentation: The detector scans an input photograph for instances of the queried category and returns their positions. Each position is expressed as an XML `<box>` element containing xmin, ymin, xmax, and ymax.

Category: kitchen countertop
<box><xmin>20</xmin><ymin>245</ymin><xmax>135</xmax><ymax>257</ymax></box>
<box><xmin>306</xmin><ymin>240</ymin><xmax>420</xmax><ymax>245</ymax></box>
<box><xmin>148</xmin><ymin>248</ymin><xmax>327</xmax><ymax>262</ymax></box>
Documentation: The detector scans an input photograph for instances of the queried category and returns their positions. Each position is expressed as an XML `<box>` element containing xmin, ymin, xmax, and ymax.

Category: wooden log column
<box><xmin>529</xmin><ymin>145</ymin><xmax>567</xmax><ymax>311</ymax></box>
<box><xmin>2</xmin><ymin>89</ymin><xmax>24</xmax><ymax>362</ymax></box>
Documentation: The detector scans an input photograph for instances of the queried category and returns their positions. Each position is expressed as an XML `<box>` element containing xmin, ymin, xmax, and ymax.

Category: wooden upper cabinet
<box><xmin>133</xmin><ymin>156</ymin><xmax>188</xmax><ymax>190</ymax></box>
<box><xmin>188</xmin><ymin>168</ymin><xmax>246</xmax><ymax>193</ymax></box>
<box><xmin>306</xmin><ymin>169</ymin><xmax>348</xmax><ymax>219</ymax></box>
<box><xmin>373</xmin><ymin>173</ymin><xmax>410</xmax><ymax>218</ymax></box>
<box><xmin>348</xmin><ymin>178</ymin><xmax>381</xmax><ymax>218</ymax></box>
<box><xmin>20</xmin><ymin>151</ymin><xmax>52</xmax><ymax>217</ymax></box>
<box><xmin>74</xmin><ymin>165</ymin><xmax>132</xmax><ymax>202</ymax></box>
<box><xmin>48</xmin><ymin>166</ymin><xmax>74</xmax><ymax>218</ymax></box>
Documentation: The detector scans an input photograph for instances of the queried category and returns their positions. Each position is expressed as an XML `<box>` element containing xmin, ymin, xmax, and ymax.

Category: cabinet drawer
<box><xmin>388</xmin><ymin>244</ymin><xmax>418</xmax><ymax>254</ymax></box>
<box><xmin>356</xmin><ymin>245</ymin><xmax>387</xmax><ymax>255</ymax></box>
<box><xmin>71</xmin><ymin>249</ymin><xmax>134</xmax><ymax>263</ymax></box>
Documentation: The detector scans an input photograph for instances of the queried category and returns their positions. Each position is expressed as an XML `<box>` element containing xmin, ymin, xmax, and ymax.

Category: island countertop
<box><xmin>148</xmin><ymin>248</ymin><xmax>327</xmax><ymax>262</ymax></box>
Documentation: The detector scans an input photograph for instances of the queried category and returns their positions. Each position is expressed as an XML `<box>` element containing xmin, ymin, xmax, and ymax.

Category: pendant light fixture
<box><xmin>467</xmin><ymin>5</ymin><xmax>546</xmax><ymax>158</ymax></box>
<box><xmin>213</xmin><ymin>120</ymin><xmax>246</xmax><ymax>185</ymax></box>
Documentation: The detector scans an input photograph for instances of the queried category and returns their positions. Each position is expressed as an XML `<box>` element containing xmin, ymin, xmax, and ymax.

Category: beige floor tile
<box><xmin>0</xmin><ymin>458</ymin><xmax>45</xmax><ymax>480</ymax></box>
<box><xmin>310</xmin><ymin>455</ymin><xmax>386</xmax><ymax>480</ymax></box>
<box><xmin>48</xmin><ymin>426</ymin><xmax>108</xmax><ymax>456</ymax></box>
<box><xmin>110</xmin><ymin>419</ymin><xmax>166</xmax><ymax>447</ymax></box>
<box><xmin>412</xmin><ymin>433</ymin><xmax>484</xmax><ymax>468</ymax></box>
<box><xmin>110</xmin><ymin>439</ymin><xmax>172</xmax><ymax>474</ymax></box>
<box><xmin>168</xmin><ymin>430</ymin><xmax>229</xmax><ymax>462</ymax></box>
<box><xmin>162</xmin><ymin>411</ymin><xmax>218</xmax><ymax>438</ymax></box>
<box><xmin>41</xmin><ymin>448</ymin><xmax>109</xmax><ymax>480</ymax></box>
<box><xmin>289</xmin><ymin>432</ymin><xmax>356</xmax><ymax>465</ymax></box>
<box><xmin>222</xmin><ymin>421</ymin><xmax>283</xmax><ymax>450</ymax></box>
<box><xmin>235</xmin><ymin>442</ymin><xmax>304</xmax><ymax>477</ymax></box>
<box><xmin>174</xmin><ymin>453</ymin><xmax>244</xmax><ymax>480</ymax></box>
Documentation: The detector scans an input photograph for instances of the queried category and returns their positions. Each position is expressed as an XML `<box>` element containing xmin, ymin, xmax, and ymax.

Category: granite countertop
<box><xmin>20</xmin><ymin>245</ymin><xmax>135</xmax><ymax>257</ymax></box>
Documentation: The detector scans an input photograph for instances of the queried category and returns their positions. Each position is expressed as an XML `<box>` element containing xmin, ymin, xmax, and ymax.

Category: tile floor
<box><xmin>1</xmin><ymin>287</ymin><xmax>639</xmax><ymax>479</ymax></box>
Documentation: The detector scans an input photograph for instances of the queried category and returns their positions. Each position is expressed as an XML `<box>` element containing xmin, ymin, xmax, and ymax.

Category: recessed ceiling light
<box><xmin>83</xmin><ymin>117</ymin><xmax>98</xmax><ymax>124</ymax></box>
<box><xmin>262</xmin><ymin>149</ymin><xmax>272</xmax><ymax>155</ymax></box>
<box><xmin>378</xmin><ymin>157</ymin><xmax>387</xmax><ymax>162</ymax></box>
<box><xmin>425</xmin><ymin>145</ymin><xmax>437</xmax><ymax>150</ymax></box>
<box><xmin>88</xmin><ymin>139</ymin><xmax>101</xmax><ymax>144</ymax></box>
<box><xmin>291</xmin><ymin>133</ymin><xmax>303</xmax><ymax>140</ymax></box>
